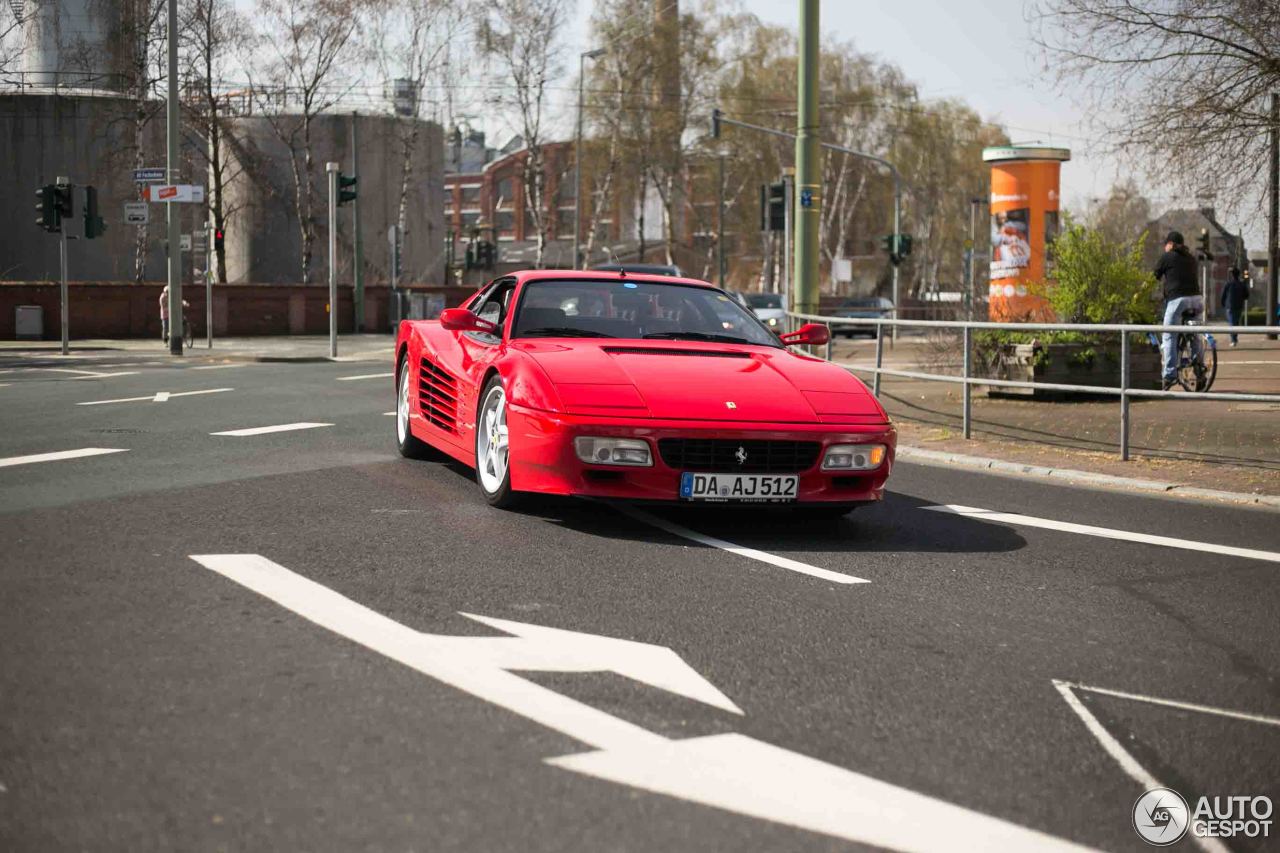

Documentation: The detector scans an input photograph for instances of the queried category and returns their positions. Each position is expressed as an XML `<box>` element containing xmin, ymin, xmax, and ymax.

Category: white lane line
<box><xmin>1053</xmin><ymin>680</ymin><xmax>1229</xmax><ymax>853</ymax></box>
<box><xmin>211</xmin><ymin>422</ymin><xmax>333</xmax><ymax>437</ymax></box>
<box><xmin>78</xmin><ymin>387</ymin><xmax>233</xmax><ymax>406</ymax></box>
<box><xmin>336</xmin><ymin>372</ymin><xmax>393</xmax><ymax>381</ymax></box>
<box><xmin>924</xmin><ymin>504</ymin><xmax>1280</xmax><ymax>565</ymax></box>
<box><xmin>1061</xmin><ymin>680</ymin><xmax>1280</xmax><ymax>728</ymax></box>
<box><xmin>0</xmin><ymin>447</ymin><xmax>128</xmax><ymax>468</ymax></box>
<box><xmin>383</xmin><ymin>410</ymin><xmax>396</xmax><ymax>416</ymax></box>
<box><xmin>68</xmin><ymin>371</ymin><xmax>141</xmax><ymax>380</ymax></box>
<box><xmin>619</xmin><ymin>507</ymin><xmax>867</xmax><ymax>585</ymax></box>
<box><xmin>191</xmin><ymin>363</ymin><xmax>250</xmax><ymax>370</ymax></box>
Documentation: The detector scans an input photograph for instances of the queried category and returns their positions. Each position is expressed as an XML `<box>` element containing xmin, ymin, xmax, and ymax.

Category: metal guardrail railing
<box><xmin>788</xmin><ymin>311</ymin><xmax>1280</xmax><ymax>461</ymax></box>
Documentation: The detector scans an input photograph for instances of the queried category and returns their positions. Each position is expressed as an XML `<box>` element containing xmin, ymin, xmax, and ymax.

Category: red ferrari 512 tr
<box><xmin>393</xmin><ymin>270</ymin><xmax>895</xmax><ymax>516</ymax></box>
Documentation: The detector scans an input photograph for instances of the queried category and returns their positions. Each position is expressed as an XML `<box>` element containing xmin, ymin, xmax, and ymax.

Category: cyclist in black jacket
<box><xmin>1153</xmin><ymin>231</ymin><xmax>1203</xmax><ymax>390</ymax></box>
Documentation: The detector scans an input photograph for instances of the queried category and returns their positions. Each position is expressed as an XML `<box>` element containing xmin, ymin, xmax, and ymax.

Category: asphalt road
<box><xmin>1</xmin><ymin>351</ymin><xmax>1278</xmax><ymax>852</ymax></box>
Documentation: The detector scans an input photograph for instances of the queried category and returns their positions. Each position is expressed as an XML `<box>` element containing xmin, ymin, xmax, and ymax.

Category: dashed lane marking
<box><xmin>0</xmin><ymin>447</ymin><xmax>128</xmax><ymax>468</ymax></box>
<box><xmin>336</xmin><ymin>372</ymin><xmax>393</xmax><ymax>381</ymax></box>
<box><xmin>210</xmin><ymin>422</ymin><xmax>333</xmax><ymax>437</ymax></box>
<box><xmin>924</xmin><ymin>504</ymin><xmax>1280</xmax><ymax>565</ymax></box>
<box><xmin>78</xmin><ymin>388</ymin><xmax>233</xmax><ymax>406</ymax></box>
<box><xmin>619</xmin><ymin>506</ymin><xmax>867</xmax><ymax>585</ymax></box>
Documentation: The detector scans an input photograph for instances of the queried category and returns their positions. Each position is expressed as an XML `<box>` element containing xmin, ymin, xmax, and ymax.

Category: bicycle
<box><xmin>1147</xmin><ymin>308</ymin><xmax>1217</xmax><ymax>392</ymax></box>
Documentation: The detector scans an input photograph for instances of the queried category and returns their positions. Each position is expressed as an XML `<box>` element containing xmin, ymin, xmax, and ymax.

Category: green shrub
<box><xmin>1029</xmin><ymin>217</ymin><xmax>1158</xmax><ymax>325</ymax></box>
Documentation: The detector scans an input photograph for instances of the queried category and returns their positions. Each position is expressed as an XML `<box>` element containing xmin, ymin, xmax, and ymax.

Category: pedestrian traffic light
<box><xmin>898</xmin><ymin>234</ymin><xmax>913</xmax><ymax>260</ymax></box>
<box><xmin>711</xmin><ymin>108</ymin><xmax>721</xmax><ymax>139</ymax></box>
<box><xmin>760</xmin><ymin>182</ymin><xmax>785</xmax><ymax>232</ymax></box>
<box><xmin>36</xmin><ymin>184</ymin><xmax>59</xmax><ymax>232</ymax></box>
<box><xmin>214</xmin><ymin>227</ymin><xmax>225</xmax><ymax>252</ymax></box>
<box><xmin>83</xmin><ymin>185</ymin><xmax>106</xmax><ymax>239</ymax></box>
<box><xmin>338</xmin><ymin>173</ymin><xmax>358</xmax><ymax>206</ymax></box>
<box><xmin>1196</xmin><ymin>228</ymin><xmax>1214</xmax><ymax>260</ymax></box>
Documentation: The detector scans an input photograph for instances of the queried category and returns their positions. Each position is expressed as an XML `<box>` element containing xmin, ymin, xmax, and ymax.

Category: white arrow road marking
<box><xmin>619</xmin><ymin>507</ymin><xmax>867</xmax><ymax>584</ymax></box>
<box><xmin>924</xmin><ymin>504</ymin><xmax>1280</xmax><ymax>565</ymax></box>
<box><xmin>210</xmin><ymin>422</ymin><xmax>332</xmax><ymax>437</ymax></box>
<box><xmin>190</xmin><ymin>554</ymin><xmax>1090</xmax><ymax>851</ymax></box>
<box><xmin>0</xmin><ymin>447</ymin><xmax>128</xmax><ymax>468</ymax></box>
<box><xmin>79</xmin><ymin>388</ymin><xmax>232</xmax><ymax>406</ymax></box>
<box><xmin>336</xmin><ymin>372</ymin><xmax>393</xmax><ymax>381</ymax></box>
<box><xmin>1053</xmin><ymin>681</ymin><xmax>1229</xmax><ymax>853</ymax></box>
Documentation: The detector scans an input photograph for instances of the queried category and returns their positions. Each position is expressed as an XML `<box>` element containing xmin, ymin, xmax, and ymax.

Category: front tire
<box><xmin>396</xmin><ymin>354</ymin><xmax>441</xmax><ymax>460</ymax></box>
<box><xmin>475</xmin><ymin>375</ymin><xmax>522</xmax><ymax>508</ymax></box>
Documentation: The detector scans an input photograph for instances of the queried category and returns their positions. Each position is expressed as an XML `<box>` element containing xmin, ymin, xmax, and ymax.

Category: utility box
<box><xmin>15</xmin><ymin>305</ymin><xmax>43</xmax><ymax>340</ymax></box>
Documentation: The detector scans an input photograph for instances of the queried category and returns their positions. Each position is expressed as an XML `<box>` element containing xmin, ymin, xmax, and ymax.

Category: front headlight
<box><xmin>766</xmin><ymin>317</ymin><xmax>778</xmax><ymax>326</ymax></box>
<box><xmin>574</xmin><ymin>436</ymin><xmax>653</xmax><ymax>466</ymax></box>
<box><xmin>821</xmin><ymin>443</ymin><xmax>886</xmax><ymax>471</ymax></box>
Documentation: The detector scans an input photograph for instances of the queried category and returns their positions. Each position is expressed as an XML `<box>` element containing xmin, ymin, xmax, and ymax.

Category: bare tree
<box><xmin>182</xmin><ymin>0</ymin><xmax>254</xmax><ymax>282</ymax></box>
<box><xmin>249</xmin><ymin>0</ymin><xmax>359</xmax><ymax>283</ymax></box>
<box><xmin>1086</xmin><ymin>179</ymin><xmax>1152</xmax><ymax>248</ymax></box>
<box><xmin>1032</xmin><ymin>0</ymin><xmax>1280</xmax><ymax>205</ymax></box>
<box><xmin>475</xmin><ymin>0</ymin><xmax>568</xmax><ymax>267</ymax></box>
<box><xmin>369</xmin><ymin>0</ymin><xmax>464</xmax><ymax>260</ymax></box>
<box><xmin>115</xmin><ymin>0</ymin><xmax>168</xmax><ymax>282</ymax></box>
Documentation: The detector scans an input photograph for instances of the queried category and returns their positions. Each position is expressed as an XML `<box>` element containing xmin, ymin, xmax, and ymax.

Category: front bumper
<box><xmin>507</xmin><ymin>405</ymin><xmax>895</xmax><ymax>504</ymax></box>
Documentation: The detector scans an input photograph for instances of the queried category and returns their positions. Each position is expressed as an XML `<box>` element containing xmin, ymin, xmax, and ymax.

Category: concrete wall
<box><xmin>0</xmin><ymin>93</ymin><xmax>169</xmax><ymax>283</ymax></box>
<box><xmin>223</xmin><ymin>113</ymin><xmax>445</xmax><ymax>286</ymax></box>
<box><xmin>0</xmin><ymin>283</ymin><xmax>475</xmax><ymax>339</ymax></box>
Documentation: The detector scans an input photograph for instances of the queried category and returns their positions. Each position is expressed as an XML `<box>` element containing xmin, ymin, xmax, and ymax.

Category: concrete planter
<box><xmin>984</xmin><ymin>340</ymin><xmax>1162</xmax><ymax>397</ymax></box>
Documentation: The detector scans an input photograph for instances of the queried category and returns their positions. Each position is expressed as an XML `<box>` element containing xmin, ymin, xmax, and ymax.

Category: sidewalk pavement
<box><xmin>831</xmin><ymin>335</ymin><xmax>1280</xmax><ymax>499</ymax></box>
<box><xmin>0</xmin><ymin>334</ymin><xmax>396</xmax><ymax>363</ymax></box>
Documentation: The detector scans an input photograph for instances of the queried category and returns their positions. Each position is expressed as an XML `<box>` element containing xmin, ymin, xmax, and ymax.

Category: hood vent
<box><xmin>602</xmin><ymin>346</ymin><xmax>751</xmax><ymax>359</ymax></box>
<box><xmin>417</xmin><ymin>356</ymin><xmax>458</xmax><ymax>433</ymax></box>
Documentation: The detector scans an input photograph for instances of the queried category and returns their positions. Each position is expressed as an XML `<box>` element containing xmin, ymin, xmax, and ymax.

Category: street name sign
<box><xmin>147</xmin><ymin>184</ymin><xmax>205</xmax><ymax>203</ymax></box>
<box><xmin>124</xmin><ymin>202</ymin><xmax>149</xmax><ymax>225</ymax></box>
<box><xmin>133</xmin><ymin>167</ymin><xmax>166</xmax><ymax>183</ymax></box>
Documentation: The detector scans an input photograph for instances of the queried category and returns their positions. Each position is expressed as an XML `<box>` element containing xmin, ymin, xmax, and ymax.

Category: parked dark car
<box><xmin>830</xmin><ymin>297</ymin><xmax>893</xmax><ymax>338</ymax></box>
<box><xmin>591</xmin><ymin>263</ymin><xmax>684</xmax><ymax>277</ymax></box>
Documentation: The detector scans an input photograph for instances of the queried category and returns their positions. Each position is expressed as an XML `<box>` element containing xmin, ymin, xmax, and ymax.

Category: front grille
<box><xmin>418</xmin><ymin>357</ymin><xmax>458</xmax><ymax>433</ymax></box>
<box><xmin>658</xmin><ymin>438</ymin><xmax>821</xmax><ymax>473</ymax></box>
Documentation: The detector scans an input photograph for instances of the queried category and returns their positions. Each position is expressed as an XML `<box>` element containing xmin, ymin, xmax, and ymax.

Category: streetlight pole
<box><xmin>165</xmin><ymin>0</ymin><xmax>181</xmax><ymax>357</ymax></box>
<box><xmin>326</xmin><ymin>162</ymin><xmax>339</xmax><ymax>359</ymax></box>
<box><xmin>793</xmin><ymin>0</ymin><xmax>820</xmax><ymax>320</ymax></box>
<box><xmin>717</xmin><ymin>151</ymin><xmax>726</xmax><ymax>288</ymax></box>
<box><xmin>574</xmin><ymin>48</ymin><xmax>606</xmax><ymax>270</ymax></box>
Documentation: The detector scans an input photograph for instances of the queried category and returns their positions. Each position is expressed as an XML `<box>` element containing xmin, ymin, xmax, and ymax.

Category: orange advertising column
<box><xmin>983</xmin><ymin>146</ymin><xmax>1071</xmax><ymax>321</ymax></box>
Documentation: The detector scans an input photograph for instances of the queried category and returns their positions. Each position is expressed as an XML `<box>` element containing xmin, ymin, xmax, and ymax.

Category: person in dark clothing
<box><xmin>1153</xmin><ymin>231</ymin><xmax>1204</xmax><ymax>389</ymax></box>
<box><xmin>1221</xmin><ymin>267</ymin><xmax>1249</xmax><ymax>346</ymax></box>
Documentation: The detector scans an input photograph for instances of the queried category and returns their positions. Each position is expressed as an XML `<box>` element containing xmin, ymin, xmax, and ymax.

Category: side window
<box><xmin>472</xmin><ymin>281</ymin><xmax>515</xmax><ymax>339</ymax></box>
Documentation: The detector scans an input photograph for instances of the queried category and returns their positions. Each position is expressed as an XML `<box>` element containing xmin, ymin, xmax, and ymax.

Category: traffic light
<box><xmin>83</xmin><ymin>185</ymin><xmax>106</xmax><ymax>239</ymax></box>
<box><xmin>338</xmin><ymin>173</ymin><xmax>357</xmax><ymax>206</ymax></box>
<box><xmin>760</xmin><ymin>182</ymin><xmax>785</xmax><ymax>232</ymax></box>
<box><xmin>711</xmin><ymin>108</ymin><xmax>721</xmax><ymax>139</ymax></box>
<box><xmin>214</xmin><ymin>227</ymin><xmax>225</xmax><ymax>252</ymax></box>
<box><xmin>1196</xmin><ymin>228</ymin><xmax>1214</xmax><ymax>260</ymax></box>
<box><xmin>36</xmin><ymin>184</ymin><xmax>59</xmax><ymax>232</ymax></box>
<box><xmin>881</xmin><ymin>233</ymin><xmax>913</xmax><ymax>265</ymax></box>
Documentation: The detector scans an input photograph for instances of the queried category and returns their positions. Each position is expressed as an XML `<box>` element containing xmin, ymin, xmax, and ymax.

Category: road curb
<box><xmin>896</xmin><ymin>445</ymin><xmax>1280</xmax><ymax>511</ymax></box>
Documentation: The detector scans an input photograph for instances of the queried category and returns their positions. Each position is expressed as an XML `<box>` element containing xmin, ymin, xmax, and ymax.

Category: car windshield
<box><xmin>746</xmin><ymin>293</ymin><xmax>784</xmax><ymax>309</ymax></box>
<box><xmin>512</xmin><ymin>280</ymin><xmax>782</xmax><ymax>347</ymax></box>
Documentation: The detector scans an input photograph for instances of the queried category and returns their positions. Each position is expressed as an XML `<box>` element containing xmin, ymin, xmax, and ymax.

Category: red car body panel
<box><xmin>395</xmin><ymin>270</ymin><xmax>896</xmax><ymax>505</ymax></box>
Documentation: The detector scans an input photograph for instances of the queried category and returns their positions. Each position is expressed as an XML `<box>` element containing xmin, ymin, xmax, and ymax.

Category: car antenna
<box><xmin>607</xmin><ymin>246</ymin><xmax>626</xmax><ymax>277</ymax></box>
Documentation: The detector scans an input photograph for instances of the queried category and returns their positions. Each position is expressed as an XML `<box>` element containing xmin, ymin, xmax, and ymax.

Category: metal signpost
<box><xmin>327</xmin><ymin>162</ymin><xmax>339</xmax><ymax>358</ymax></box>
<box><xmin>57</xmin><ymin>177</ymin><xmax>70</xmax><ymax>356</ymax></box>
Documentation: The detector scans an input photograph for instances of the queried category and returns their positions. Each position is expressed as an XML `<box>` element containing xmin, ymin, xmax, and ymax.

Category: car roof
<box><xmin>512</xmin><ymin>269</ymin><xmax>717</xmax><ymax>289</ymax></box>
<box><xmin>590</xmin><ymin>263</ymin><xmax>680</xmax><ymax>274</ymax></box>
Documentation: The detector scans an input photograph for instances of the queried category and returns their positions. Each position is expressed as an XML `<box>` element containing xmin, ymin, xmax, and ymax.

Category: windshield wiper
<box><xmin>643</xmin><ymin>331</ymin><xmax>754</xmax><ymax>344</ymax></box>
<box><xmin>519</xmin><ymin>327</ymin><xmax>616</xmax><ymax>338</ymax></box>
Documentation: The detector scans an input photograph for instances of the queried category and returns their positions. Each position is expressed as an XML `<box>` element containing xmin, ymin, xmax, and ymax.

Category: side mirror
<box><xmin>439</xmin><ymin>307</ymin><xmax>499</xmax><ymax>335</ymax></box>
<box><xmin>780</xmin><ymin>323</ymin><xmax>830</xmax><ymax>347</ymax></box>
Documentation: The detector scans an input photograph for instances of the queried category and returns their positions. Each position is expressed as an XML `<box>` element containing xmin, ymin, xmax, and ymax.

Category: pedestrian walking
<box><xmin>1153</xmin><ymin>231</ymin><xmax>1203</xmax><ymax>390</ymax></box>
<box><xmin>1221</xmin><ymin>266</ymin><xmax>1248</xmax><ymax>346</ymax></box>
<box><xmin>159</xmin><ymin>285</ymin><xmax>170</xmax><ymax>344</ymax></box>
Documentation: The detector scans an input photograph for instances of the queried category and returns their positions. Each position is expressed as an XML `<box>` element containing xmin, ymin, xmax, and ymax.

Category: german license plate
<box><xmin>679</xmin><ymin>472</ymin><xmax>798</xmax><ymax>502</ymax></box>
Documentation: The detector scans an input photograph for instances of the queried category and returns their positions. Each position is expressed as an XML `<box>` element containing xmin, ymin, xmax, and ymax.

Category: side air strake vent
<box><xmin>418</xmin><ymin>357</ymin><xmax>459</xmax><ymax>433</ymax></box>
